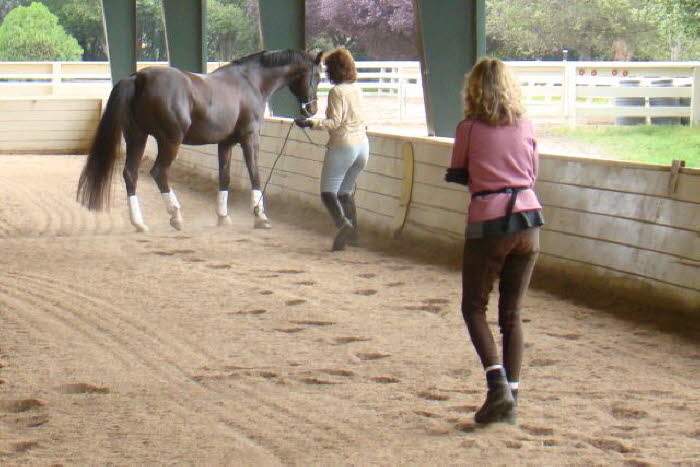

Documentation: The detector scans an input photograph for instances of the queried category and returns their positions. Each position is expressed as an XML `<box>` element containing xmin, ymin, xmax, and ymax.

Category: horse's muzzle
<box><xmin>301</xmin><ymin>101</ymin><xmax>317</xmax><ymax>118</ymax></box>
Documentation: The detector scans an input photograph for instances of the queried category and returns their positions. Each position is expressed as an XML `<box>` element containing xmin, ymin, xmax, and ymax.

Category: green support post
<box><xmin>101</xmin><ymin>0</ymin><xmax>137</xmax><ymax>84</ymax></box>
<box><xmin>258</xmin><ymin>0</ymin><xmax>305</xmax><ymax>117</ymax></box>
<box><xmin>162</xmin><ymin>0</ymin><xmax>207</xmax><ymax>74</ymax></box>
<box><xmin>414</xmin><ymin>0</ymin><xmax>486</xmax><ymax>137</ymax></box>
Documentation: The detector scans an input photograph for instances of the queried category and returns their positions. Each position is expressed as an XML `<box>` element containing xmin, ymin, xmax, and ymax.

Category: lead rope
<box><xmin>255</xmin><ymin>121</ymin><xmax>327</xmax><ymax>212</ymax></box>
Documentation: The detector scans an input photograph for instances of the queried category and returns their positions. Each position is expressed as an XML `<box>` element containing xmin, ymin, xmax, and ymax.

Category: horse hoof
<box><xmin>254</xmin><ymin>218</ymin><xmax>271</xmax><ymax>229</ymax></box>
<box><xmin>170</xmin><ymin>217</ymin><xmax>183</xmax><ymax>231</ymax></box>
<box><xmin>134</xmin><ymin>223</ymin><xmax>149</xmax><ymax>233</ymax></box>
<box><xmin>218</xmin><ymin>215</ymin><xmax>232</xmax><ymax>226</ymax></box>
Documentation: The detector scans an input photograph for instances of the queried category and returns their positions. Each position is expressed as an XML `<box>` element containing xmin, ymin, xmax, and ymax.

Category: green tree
<box><xmin>637</xmin><ymin>0</ymin><xmax>699</xmax><ymax>60</ymax></box>
<box><xmin>136</xmin><ymin>0</ymin><xmax>167</xmax><ymax>61</ymax></box>
<box><xmin>207</xmin><ymin>0</ymin><xmax>259</xmax><ymax>61</ymax></box>
<box><xmin>486</xmin><ymin>0</ymin><xmax>698</xmax><ymax>61</ymax></box>
<box><xmin>0</xmin><ymin>2</ymin><xmax>84</xmax><ymax>60</ymax></box>
<box><xmin>42</xmin><ymin>0</ymin><xmax>106</xmax><ymax>60</ymax></box>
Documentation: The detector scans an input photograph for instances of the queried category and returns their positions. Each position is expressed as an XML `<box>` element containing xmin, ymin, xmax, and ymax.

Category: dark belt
<box><xmin>472</xmin><ymin>187</ymin><xmax>528</xmax><ymax>232</ymax></box>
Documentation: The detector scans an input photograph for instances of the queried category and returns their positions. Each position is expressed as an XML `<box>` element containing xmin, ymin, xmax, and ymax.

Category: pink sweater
<box><xmin>450</xmin><ymin>118</ymin><xmax>542</xmax><ymax>223</ymax></box>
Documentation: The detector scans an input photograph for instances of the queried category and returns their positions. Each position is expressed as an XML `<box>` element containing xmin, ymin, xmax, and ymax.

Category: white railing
<box><xmin>0</xmin><ymin>60</ymin><xmax>697</xmax><ymax>126</ymax></box>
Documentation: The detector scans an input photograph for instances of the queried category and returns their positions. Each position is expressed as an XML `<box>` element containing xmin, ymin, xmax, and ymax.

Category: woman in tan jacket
<box><xmin>295</xmin><ymin>48</ymin><xmax>368</xmax><ymax>251</ymax></box>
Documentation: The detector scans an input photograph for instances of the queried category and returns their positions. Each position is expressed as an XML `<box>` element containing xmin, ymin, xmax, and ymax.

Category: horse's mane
<box><xmin>230</xmin><ymin>49</ymin><xmax>310</xmax><ymax>68</ymax></box>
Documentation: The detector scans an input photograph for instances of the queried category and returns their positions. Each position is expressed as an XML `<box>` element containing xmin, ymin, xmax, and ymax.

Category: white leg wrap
<box><xmin>128</xmin><ymin>195</ymin><xmax>145</xmax><ymax>226</ymax></box>
<box><xmin>251</xmin><ymin>189</ymin><xmax>265</xmax><ymax>214</ymax></box>
<box><xmin>161</xmin><ymin>190</ymin><xmax>181</xmax><ymax>215</ymax></box>
<box><xmin>217</xmin><ymin>190</ymin><xmax>229</xmax><ymax>217</ymax></box>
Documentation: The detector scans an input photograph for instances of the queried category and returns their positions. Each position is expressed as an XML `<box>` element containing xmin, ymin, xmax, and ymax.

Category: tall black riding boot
<box><xmin>338</xmin><ymin>193</ymin><xmax>359</xmax><ymax>246</ymax></box>
<box><xmin>321</xmin><ymin>192</ymin><xmax>354</xmax><ymax>251</ymax></box>
<box><xmin>474</xmin><ymin>367</ymin><xmax>514</xmax><ymax>424</ymax></box>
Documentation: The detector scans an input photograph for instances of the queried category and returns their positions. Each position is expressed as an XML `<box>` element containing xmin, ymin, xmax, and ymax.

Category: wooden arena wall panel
<box><xmin>0</xmin><ymin>98</ymin><xmax>101</xmax><ymax>154</ymax></box>
<box><xmin>144</xmin><ymin>118</ymin><xmax>699</xmax><ymax>312</ymax></box>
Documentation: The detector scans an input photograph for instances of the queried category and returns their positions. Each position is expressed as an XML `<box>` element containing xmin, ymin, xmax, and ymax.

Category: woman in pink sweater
<box><xmin>446</xmin><ymin>58</ymin><xmax>544</xmax><ymax>425</ymax></box>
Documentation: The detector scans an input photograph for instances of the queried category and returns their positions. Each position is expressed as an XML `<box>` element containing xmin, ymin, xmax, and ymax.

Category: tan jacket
<box><xmin>311</xmin><ymin>83</ymin><xmax>366</xmax><ymax>147</ymax></box>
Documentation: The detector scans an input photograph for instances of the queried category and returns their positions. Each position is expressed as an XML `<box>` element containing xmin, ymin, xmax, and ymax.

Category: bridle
<box><xmin>298</xmin><ymin>61</ymin><xmax>318</xmax><ymax>116</ymax></box>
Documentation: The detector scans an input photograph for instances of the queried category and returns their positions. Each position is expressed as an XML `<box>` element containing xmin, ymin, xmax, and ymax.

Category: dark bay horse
<box><xmin>77</xmin><ymin>49</ymin><xmax>322</xmax><ymax>231</ymax></box>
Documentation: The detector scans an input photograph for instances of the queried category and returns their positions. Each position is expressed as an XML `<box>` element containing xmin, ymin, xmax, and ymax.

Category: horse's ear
<box><xmin>314</xmin><ymin>51</ymin><xmax>324</xmax><ymax>65</ymax></box>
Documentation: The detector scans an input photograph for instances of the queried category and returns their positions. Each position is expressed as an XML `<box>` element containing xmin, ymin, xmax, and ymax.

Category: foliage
<box><xmin>135</xmin><ymin>0</ymin><xmax>166</xmax><ymax>61</ymax></box>
<box><xmin>306</xmin><ymin>0</ymin><xmax>417</xmax><ymax>59</ymax></box>
<box><xmin>486</xmin><ymin>0</ymin><xmax>699</xmax><ymax>61</ymax></box>
<box><xmin>42</xmin><ymin>0</ymin><xmax>106</xmax><ymax>60</ymax></box>
<box><xmin>0</xmin><ymin>2</ymin><xmax>83</xmax><ymax>61</ymax></box>
<box><xmin>0</xmin><ymin>0</ymin><xmax>695</xmax><ymax>62</ymax></box>
<box><xmin>207</xmin><ymin>0</ymin><xmax>259</xmax><ymax>61</ymax></box>
<box><xmin>548</xmin><ymin>125</ymin><xmax>700</xmax><ymax>167</ymax></box>
<box><xmin>636</xmin><ymin>0</ymin><xmax>700</xmax><ymax>60</ymax></box>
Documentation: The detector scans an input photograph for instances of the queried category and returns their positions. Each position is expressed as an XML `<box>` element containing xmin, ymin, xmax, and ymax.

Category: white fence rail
<box><xmin>0</xmin><ymin>60</ymin><xmax>697</xmax><ymax>126</ymax></box>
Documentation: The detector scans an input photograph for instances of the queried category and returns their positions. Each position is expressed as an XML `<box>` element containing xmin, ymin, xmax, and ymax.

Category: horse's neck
<box><xmin>256</xmin><ymin>64</ymin><xmax>301</xmax><ymax>100</ymax></box>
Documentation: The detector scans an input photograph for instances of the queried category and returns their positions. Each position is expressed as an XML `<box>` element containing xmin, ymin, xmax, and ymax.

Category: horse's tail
<box><xmin>76</xmin><ymin>76</ymin><xmax>136</xmax><ymax>211</ymax></box>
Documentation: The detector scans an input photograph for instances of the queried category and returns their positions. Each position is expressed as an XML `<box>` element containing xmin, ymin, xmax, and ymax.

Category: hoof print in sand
<box><xmin>229</xmin><ymin>309</ymin><xmax>267</xmax><ymax>316</ymax></box>
<box><xmin>295</xmin><ymin>281</ymin><xmax>316</xmax><ymax>286</ymax></box>
<box><xmin>259</xmin><ymin>290</ymin><xmax>274</xmax><ymax>295</ymax></box>
<box><xmin>404</xmin><ymin>304</ymin><xmax>442</xmax><ymax>313</ymax></box>
<box><xmin>415</xmin><ymin>410</ymin><xmax>442</xmax><ymax>418</ymax></box>
<box><xmin>588</xmin><ymin>438</ymin><xmax>632</xmax><ymax>453</ymax></box>
<box><xmin>447</xmin><ymin>404</ymin><xmax>479</xmax><ymax>413</ymax></box>
<box><xmin>417</xmin><ymin>390</ymin><xmax>450</xmax><ymax>401</ymax></box>
<box><xmin>12</xmin><ymin>440</ymin><xmax>39</xmax><ymax>452</ymax></box>
<box><xmin>530</xmin><ymin>358</ymin><xmax>559</xmax><ymax>367</ymax></box>
<box><xmin>59</xmin><ymin>383</ymin><xmax>109</xmax><ymax>394</ymax></box>
<box><xmin>385</xmin><ymin>282</ymin><xmax>405</xmax><ymax>287</ymax></box>
<box><xmin>2</xmin><ymin>398</ymin><xmax>46</xmax><ymax>413</ymax></box>
<box><xmin>354</xmin><ymin>289</ymin><xmax>377</xmax><ymax>296</ymax></box>
<box><xmin>275</xmin><ymin>269</ymin><xmax>305</xmax><ymax>274</ymax></box>
<box><xmin>521</xmin><ymin>424</ymin><xmax>554</xmax><ymax>436</ymax></box>
<box><xmin>423</xmin><ymin>298</ymin><xmax>449</xmax><ymax>305</ymax></box>
<box><xmin>207</xmin><ymin>263</ymin><xmax>232</xmax><ymax>270</ymax></box>
<box><xmin>356</xmin><ymin>352</ymin><xmax>391</xmax><ymax>361</ymax></box>
<box><xmin>370</xmin><ymin>376</ymin><xmax>400</xmax><ymax>384</ymax></box>
<box><xmin>275</xmin><ymin>327</ymin><xmax>306</xmax><ymax>334</ymax></box>
<box><xmin>321</xmin><ymin>369</ymin><xmax>355</xmax><ymax>377</ymax></box>
<box><xmin>611</xmin><ymin>405</ymin><xmax>647</xmax><ymax>420</ymax></box>
<box><xmin>285</xmin><ymin>299</ymin><xmax>306</xmax><ymax>306</ymax></box>
<box><xmin>152</xmin><ymin>250</ymin><xmax>175</xmax><ymax>256</ymax></box>
<box><xmin>290</xmin><ymin>320</ymin><xmax>335</xmax><ymax>326</ymax></box>
<box><xmin>447</xmin><ymin>368</ymin><xmax>472</xmax><ymax>378</ymax></box>
<box><xmin>19</xmin><ymin>414</ymin><xmax>50</xmax><ymax>428</ymax></box>
<box><xmin>301</xmin><ymin>377</ymin><xmax>339</xmax><ymax>385</ymax></box>
<box><xmin>333</xmin><ymin>336</ymin><xmax>371</xmax><ymax>345</ymax></box>
<box><xmin>546</xmin><ymin>332</ymin><xmax>581</xmax><ymax>341</ymax></box>
<box><xmin>455</xmin><ymin>422</ymin><xmax>476</xmax><ymax>433</ymax></box>
<box><xmin>358</xmin><ymin>273</ymin><xmax>376</xmax><ymax>279</ymax></box>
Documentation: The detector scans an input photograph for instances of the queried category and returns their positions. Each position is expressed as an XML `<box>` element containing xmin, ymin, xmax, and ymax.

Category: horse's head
<box><xmin>289</xmin><ymin>51</ymin><xmax>323</xmax><ymax>117</ymax></box>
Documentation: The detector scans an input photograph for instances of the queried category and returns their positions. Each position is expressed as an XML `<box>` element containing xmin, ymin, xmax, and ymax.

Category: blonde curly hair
<box><xmin>462</xmin><ymin>57</ymin><xmax>524</xmax><ymax>126</ymax></box>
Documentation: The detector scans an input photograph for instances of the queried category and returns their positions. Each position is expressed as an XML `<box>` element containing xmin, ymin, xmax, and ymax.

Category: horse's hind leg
<box><xmin>123</xmin><ymin>131</ymin><xmax>149</xmax><ymax>232</ymax></box>
<box><xmin>216</xmin><ymin>143</ymin><xmax>233</xmax><ymax>226</ymax></box>
<box><xmin>151</xmin><ymin>138</ymin><xmax>184</xmax><ymax>230</ymax></box>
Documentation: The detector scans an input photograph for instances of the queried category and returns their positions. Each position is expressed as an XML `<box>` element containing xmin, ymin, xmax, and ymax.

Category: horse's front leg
<box><xmin>216</xmin><ymin>143</ymin><xmax>233</xmax><ymax>226</ymax></box>
<box><xmin>241</xmin><ymin>131</ymin><xmax>271</xmax><ymax>229</ymax></box>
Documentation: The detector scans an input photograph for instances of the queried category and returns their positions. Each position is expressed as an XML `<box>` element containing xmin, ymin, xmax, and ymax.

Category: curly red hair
<box><xmin>323</xmin><ymin>48</ymin><xmax>357</xmax><ymax>85</ymax></box>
